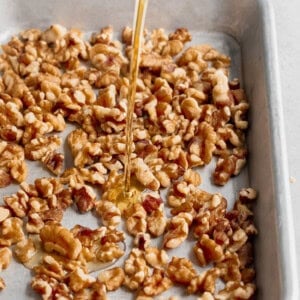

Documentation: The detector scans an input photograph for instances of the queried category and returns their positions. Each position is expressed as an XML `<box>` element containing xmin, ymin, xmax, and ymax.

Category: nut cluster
<box><xmin>0</xmin><ymin>24</ymin><xmax>256</xmax><ymax>299</ymax></box>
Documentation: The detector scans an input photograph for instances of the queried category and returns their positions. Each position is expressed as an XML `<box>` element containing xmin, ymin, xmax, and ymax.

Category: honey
<box><xmin>108</xmin><ymin>0</ymin><xmax>148</xmax><ymax>210</ymax></box>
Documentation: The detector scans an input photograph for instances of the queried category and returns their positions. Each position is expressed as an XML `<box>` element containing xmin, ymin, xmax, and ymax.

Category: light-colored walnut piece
<box><xmin>39</xmin><ymin>224</ymin><xmax>82</xmax><ymax>260</ymax></box>
<box><xmin>97</xmin><ymin>267</ymin><xmax>125</xmax><ymax>291</ymax></box>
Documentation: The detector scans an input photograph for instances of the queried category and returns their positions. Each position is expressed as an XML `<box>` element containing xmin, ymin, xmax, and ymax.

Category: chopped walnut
<box><xmin>124</xmin><ymin>203</ymin><xmax>147</xmax><ymax>236</ymax></box>
<box><xmin>40</xmin><ymin>224</ymin><xmax>82</xmax><ymax>259</ymax></box>
<box><xmin>69</xmin><ymin>267</ymin><xmax>96</xmax><ymax>293</ymax></box>
<box><xmin>163</xmin><ymin>215</ymin><xmax>189</xmax><ymax>249</ymax></box>
<box><xmin>0</xmin><ymin>247</ymin><xmax>12</xmax><ymax>271</ymax></box>
<box><xmin>142</xmin><ymin>269</ymin><xmax>173</xmax><ymax>296</ymax></box>
<box><xmin>215</xmin><ymin>281</ymin><xmax>256</xmax><ymax>300</ymax></box>
<box><xmin>41</xmin><ymin>151</ymin><xmax>64</xmax><ymax>175</ymax></box>
<box><xmin>167</xmin><ymin>257</ymin><xmax>196</xmax><ymax>285</ymax></box>
<box><xmin>147</xmin><ymin>209</ymin><xmax>167</xmax><ymax>237</ymax></box>
<box><xmin>0</xmin><ymin>207</ymin><xmax>10</xmax><ymax>223</ymax></box>
<box><xmin>14</xmin><ymin>238</ymin><xmax>37</xmax><ymax>263</ymax></box>
<box><xmin>145</xmin><ymin>247</ymin><xmax>169</xmax><ymax>269</ymax></box>
<box><xmin>72</xmin><ymin>184</ymin><xmax>96</xmax><ymax>213</ymax></box>
<box><xmin>97</xmin><ymin>267</ymin><xmax>125</xmax><ymax>291</ymax></box>
<box><xmin>0</xmin><ymin>217</ymin><xmax>25</xmax><ymax>245</ymax></box>
<box><xmin>0</xmin><ymin>169</ymin><xmax>12</xmax><ymax>188</ymax></box>
<box><xmin>193</xmin><ymin>234</ymin><xmax>224</xmax><ymax>267</ymax></box>
<box><xmin>133</xmin><ymin>232</ymin><xmax>151</xmax><ymax>250</ymax></box>
<box><xmin>95</xmin><ymin>200</ymin><xmax>121</xmax><ymax>228</ymax></box>
<box><xmin>4</xmin><ymin>190</ymin><xmax>29</xmax><ymax>218</ymax></box>
<box><xmin>187</xmin><ymin>268</ymin><xmax>220</xmax><ymax>294</ymax></box>
<box><xmin>124</xmin><ymin>248</ymin><xmax>149</xmax><ymax>290</ymax></box>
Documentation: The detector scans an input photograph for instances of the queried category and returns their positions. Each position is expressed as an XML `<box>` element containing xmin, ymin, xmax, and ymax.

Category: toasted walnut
<box><xmin>215</xmin><ymin>281</ymin><xmax>256</xmax><ymax>300</ymax></box>
<box><xmin>239</xmin><ymin>188</ymin><xmax>257</xmax><ymax>203</ymax></box>
<box><xmin>0</xmin><ymin>207</ymin><xmax>10</xmax><ymax>222</ymax></box>
<box><xmin>167</xmin><ymin>257</ymin><xmax>196</xmax><ymax>285</ymax></box>
<box><xmin>197</xmin><ymin>292</ymin><xmax>215</xmax><ymax>300</ymax></box>
<box><xmin>124</xmin><ymin>248</ymin><xmax>149</xmax><ymax>290</ymax></box>
<box><xmin>40</xmin><ymin>224</ymin><xmax>82</xmax><ymax>259</ymax></box>
<box><xmin>98</xmin><ymin>267</ymin><xmax>125</xmax><ymax>291</ymax></box>
<box><xmin>183</xmin><ymin>168</ymin><xmax>201</xmax><ymax>186</ymax></box>
<box><xmin>95</xmin><ymin>242</ymin><xmax>124</xmax><ymax>263</ymax></box>
<box><xmin>4</xmin><ymin>190</ymin><xmax>29</xmax><ymax>218</ymax></box>
<box><xmin>147</xmin><ymin>209</ymin><xmax>167</xmax><ymax>237</ymax></box>
<box><xmin>213</xmin><ymin>149</ymin><xmax>246</xmax><ymax>185</ymax></box>
<box><xmin>0</xmin><ymin>217</ymin><xmax>24</xmax><ymax>245</ymax></box>
<box><xmin>227</xmin><ymin>228</ymin><xmax>248</xmax><ymax>253</ymax></box>
<box><xmin>163</xmin><ymin>215</ymin><xmax>189</xmax><ymax>249</ymax></box>
<box><xmin>142</xmin><ymin>193</ymin><xmax>163</xmax><ymax>214</ymax></box>
<box><xmin>193</xmin><ymin>234</ymin><xmax>224</xmax><ymax>267</ymax></box>
<box><xmin>31</xmin><ymin>274</ymin><xmax>71</xmax><ymax>300</ymax></box>
<box><xmin>188</xmin><ymin>122</ymin><xmax>217</xmax><ymax>167</ymax></box>
<box><xmin>72</xmin><ymin>184</ymin><xmax>96</xmax><ymax>213</ymax></box>
<box><xmin>34</xmin><ymin>255</ymin><xmax>65</xmax><ymax>281</ymax></box>
<box><xmin>35</xmin><ymin>177</ymin><xmax>63</xmax><ymax>198</ymax></box>
<box><xmin>95</xmin><ymin>200</ymin><xmax>121</xmax><ymax>228</ymax></box>
<box><xmin>181</xmin><ymin>97</ymin><xmax>201</xmax><ymax>120</ymax></box>
<box><xmin>132</xmin><ymin>158</ymin><xmax>160</xmax><ymax>191</ymax></box>
<box><xmin>125</xmin><ymin>203</ymin><xmax>147</xmax><ymax>236</ymax></box>
<box><xmin>145</xmin><ymin>247</ymin><xmax>169</xmax><ymax>269</ymax></box>
<box><xmin>69</xmin><ymin>267</ymin><xmax>96</xmax><ymax>293</ymax></box>
<box><xmin>24</xmin><ymin>135</ymin><xmax>61</xmax><ymax>160</ymax></box>
<box><xmin>0</xmin><ymin>169</ymin><xmax>12</xmax><ymax>187</ymax></box>
<box><xmin>187</xmin><ymin>268</ymin><xmax>221</xmax><ymax>294</ymax></box>
<box><xmin>216</xmin><ymin>252</ymin><xmax>241</xmax><ymax>283</ymax></box>
<box><xmin>14</xmin><ymin>238</ymin><xmax>37</xmax><ymax>263</ymax></box>
<box><xmin>142</xmin><ymin>269</ymin><xmax>173</xmax><ymax>296</ymax></box>
<box><xmin>41</xmin><ymin>151</ymin><xmax>64</xmax><ymax>175</ymax></box>
<box><xmin>0</xmin><ymin>247</ymin><xmax>12</xmax><ymax>271</ymax></box>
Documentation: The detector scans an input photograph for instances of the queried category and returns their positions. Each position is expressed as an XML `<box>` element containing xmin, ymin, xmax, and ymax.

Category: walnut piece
<box><xmin>97</xmin><ymin>267</ymin><xmax>125</xmax><ymax>291</ymax></box>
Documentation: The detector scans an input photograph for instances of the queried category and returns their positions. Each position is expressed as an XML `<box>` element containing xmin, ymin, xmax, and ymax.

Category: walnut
<box><xmin>213</xmin><ymin>149</ymin><xmax>247</xmax><ymax>185</ymax></box>
<box><xmin>0</xmin><ymin>247</ymin><xmax>12</xmax><ymax>271</ymax></box>
<box><xmin>125</xmin><ymin>203</ymin><xmax>147</xmax><ymax>236</ymax></box>
<box><xmin>216</xmin><ymin>252</ymin><xmax>241</xmax><ymax>282</ymax></box>
<box><xmin>142</xmin><ymin>269</ymin><xmax>173</xmax><ymax>296</ymax></box>
<box><xmin>4</xmin><ymin>190</ymin><xmax>29</xmax><ymax>218</ymax></box>
<box><xmin>34</xmin><ymin>255</ymin><xmax>65</xmax><ymax>281</ymax></box>
<box><xmin>89</xmin><ymin>43</ymin><xmax>127</xmax><ymax>72</ymax></box>
<box><xmin>95</xmin><ymin>242</ymin><xmax>124</xmax><ymax>263</ymax></box>
<box><xmin>26</xmin><ymin>213</ymin><xmax>44</xmax><ymax>234</ymax></box>
<box><xmin>124</xmin><ymin>248</ymin><xmax>149</xmax><ymax>290</ymax></box>
<box><xmin>40</xmin><ymin>224</ymin><xmax>82</xmax><ymax>259</ymax></box>
<box><xmin>35</xmin><ymin>177</ymin><xmax>63</xmax><ymax>198</ymax></box>
<box><xmin>0</xmin><ymin>169</ymin><xmax>11</xmax><ymax>187</ymax></box>
<box><xmin>41</xmin><ymin>151</ymin><xmax>64</xmax><ymax>175</ymax></box>
<box><xmin>69</xmin><ymin>267</ymin><xmax>96</xmax><ymax>293</ymax></box>
<box><xmin>193</xmin><ymin>234</ymin><xmax>224</xmax><ymax>266</ymax></box>
<box><xmin>0</xmin><ymin>207</ymin><xmax>10</xmax><ymax>223</ymax></box>
<box><xmin>227</xmin><ymin>228</ymin><xmax>248</xmax><ymax>252</ymax></box>
<box><xmin>147</xmin><ymin>209</ymin><xmax>167</xmax><ymax>237</ymax></box>
<box><xmin>178</xmin><ymin>45</ymin><xmax>211</xmax><ymax>72</ymax></box>
<box><xmin>24</xmin><ymin>135</ymin><xmax>61</xmax><ymax>161</ymax></box>
<box><xmin>42</xmin><ymin>24</ymin><xmax>67</xmax><ymax>43</ymax></box>
<box><xmin>167</xmin><ymin>257</ymin><xmax>196</xmax><ymax>285</ymax></box>
<box><xmin>183</xmin><ymin>168</ymin><xmax>201</xmax><ymax>186</ymax></box>
<box><xmin>95</xmin><ymin>200</ymin><xmax>121</xmax><ymax>228</ymax></box>
<box><xmin>188</xmin><ymin>122</ymin><xmax>217</xmax><ymax>167</ymax></box>
<box><xmin>197</xmin><ymin>292</ymin><xmax>215</xmax><ymax>300</ymax></box>
<box><xmin>14</xmin><ymin>238</ymin><xmax>37</xmax><ymax>263</ymax></box>
<box><xmin>215</xmin><ymin>281</ymin><xmax>256</xmax><ymax>300</ymax></box>
<box><xmin>0</xmin><ymin>217</ymin><xmax>24</xmax><ymax>245</ymax></box>
<box><xmin>163</xmin><ymin>215</ymin><xmax>189</xmax><ymax>249</ymax></box>
<box><xmin>145</xmin><ymin>247</ymin><xmax>169</xmax><ymax>269</ymax></box>
<box><xmin>0</xmin><ymin>124</ymin><xmax>23</xmax><ymax>142</ymax></box>
<box><xmin>239</xmin><ymin>188</ymin><xmax>257</xmax><ymax>203</ymax></box>
<box><xmin>97</xmin><ymin>267</ymin><xmax>125</xmax><ymax>291</ymax></box>
<box><xmin>31</xmin><ymin>274</ymin><xmax>71</xmax><ymax>300</ymax></box>
<box><xmin>132</xmin><ymin>158</ymin><xmax>160</xmax><ymax>191</ymax></box>
<box><xmin>181</xmin><ymin>97</ymin><xmax>201</xmax><ymax>120</ymax></box>
<box><xmin>72</xmin><ymin>184</ymin><xmax>96</xmax><ymax>213</ymax></box>
<box><xmin>187</xmin><ymin>268</ymin><xmax>220</xmax><ymax>294</ymax></box>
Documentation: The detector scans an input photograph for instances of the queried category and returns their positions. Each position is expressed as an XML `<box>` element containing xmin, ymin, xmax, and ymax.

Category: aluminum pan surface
<box><xmin>0</xmin><ymin>0</ymin><xmax>298</xmax><ymax>299</ymax></box>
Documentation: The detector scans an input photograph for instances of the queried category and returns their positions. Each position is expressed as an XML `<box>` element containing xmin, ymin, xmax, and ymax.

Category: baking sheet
<box><xmin>0</xmin><ymin>0</ymin><xmax>298</xmax><ymax>299</ymax></box>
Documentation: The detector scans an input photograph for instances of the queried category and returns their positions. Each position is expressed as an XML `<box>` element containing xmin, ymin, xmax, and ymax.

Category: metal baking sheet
<box><xmin>0</xmin><ymin>0</ymin><xmax>298</xmax><ymax>299</ymax></box>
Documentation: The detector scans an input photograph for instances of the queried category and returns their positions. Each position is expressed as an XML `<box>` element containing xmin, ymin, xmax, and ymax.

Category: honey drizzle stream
<box><xmin>124</xmin><ymin>0</ymin><xmax>148</xmax><ymax>195</ymax></box>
